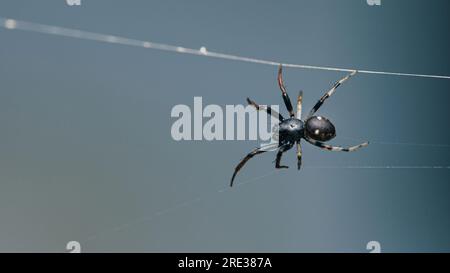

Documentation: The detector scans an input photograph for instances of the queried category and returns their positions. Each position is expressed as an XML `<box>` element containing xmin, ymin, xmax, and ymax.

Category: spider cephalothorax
<box><xmin>279</xmin><ymin>118</ymin><xmax>304</xmax><ymax>144</ymax></box>
<box><xmin>230</xmin><ymin>65</ymin><xmax>369</xmax><ymax>186</ymax></box>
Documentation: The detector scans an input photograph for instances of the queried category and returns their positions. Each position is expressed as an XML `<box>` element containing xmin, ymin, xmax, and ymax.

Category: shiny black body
<box><xmin>278</xmin><ymin>115</ymin><xmax>337</xmax><ymax>147</ymax></box>
<box><xmin>230</xmin><ymin>65</ymin><xmax>369</xmax><ymax>187</ymax></box>
<box><xmin>304</xmin><ymin>116</ymin><xmax>336</xmax><ymax>142</ymax></box>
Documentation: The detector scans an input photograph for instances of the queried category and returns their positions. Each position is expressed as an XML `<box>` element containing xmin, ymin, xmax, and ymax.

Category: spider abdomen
<box><xmin>305</xmin><ymin>116</ymin><xmax>336</xmax><ymax>142</ymax></box>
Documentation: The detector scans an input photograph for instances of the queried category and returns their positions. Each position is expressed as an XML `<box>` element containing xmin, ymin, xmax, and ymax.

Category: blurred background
<box><xmin>0</xmin><ymin>0</ymin><xmax>449</xmax><ymax>252</ymax></box>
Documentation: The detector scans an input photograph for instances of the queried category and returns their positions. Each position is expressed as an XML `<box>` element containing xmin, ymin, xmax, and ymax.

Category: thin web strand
<box><xmin>1</xmin><ymin>17</ymin><xmax>450</xmax><ymax>80</ymax></box>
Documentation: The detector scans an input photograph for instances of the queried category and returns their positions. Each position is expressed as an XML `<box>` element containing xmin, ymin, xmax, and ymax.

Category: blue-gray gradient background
<box><xmin>0</xmin><ymin>0</ymin><xmax>449</xmax><ymax>252</ymax></box>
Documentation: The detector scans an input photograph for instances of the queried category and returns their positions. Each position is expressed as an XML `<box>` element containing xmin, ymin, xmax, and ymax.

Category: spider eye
<box><xmin>305</xmin><ymin>116</ymin><xmax>336</xmax><ymax>142</ymax></box>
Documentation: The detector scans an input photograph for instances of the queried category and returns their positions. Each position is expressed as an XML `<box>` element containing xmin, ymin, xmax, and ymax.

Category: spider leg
<box><xmin>297</xmin><ymin>90</ymin><xmax>303</xmax><ymax>120</ymax></box>
<box><xmin>277</xmin><ymin>64</ymin><xmax>296</xmax><ymax>117</ymax></box>
<box><xmin>296</xmin><ymin>141</ymin><xmax>302</xmax><ymax>170</ymax></box>
<box><xmin>247</xmin><ymin>97</ymin><xmax>284</xmax><ymax>121</ymax></box>
<box><xmin>307</xmin><ymin>70</ymin><xmax>357</xmax><ymax>119</ymax></box>
<box><xmin>230</xmin><ymin>143</ymin><xmax>278</xmax><ymax>187</ymax></box>
<box><xmin>304</xmin><ymin>136</ymin><xmax>369</xmax><ymax>152</ymax></box>
<box><xmin>275</xmin><ymin>143</ymin><xmax>292</xmax><ymax>169</ymax></box>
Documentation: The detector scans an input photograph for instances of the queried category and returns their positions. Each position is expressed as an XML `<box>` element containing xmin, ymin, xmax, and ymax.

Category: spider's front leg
<box><xmin>297</xmin><ymin>90</ymin><xmax>303</xmax><ymax>120</ymax></box>
<box><xmin>230</xmin><ymin>143</ymin><xmax>278</xmax><ymax>187</ymax></box>
<box><xmin>247</xmin><ymin>97</ymin><xmax>284</xmax><ymax>121</ymax></box>
<box><xmin>275</xmin><ymin>143</ymin><xmax>292</xmax><ymax>169</ymax></box>
<box><xmin>277</xmin><ymin>65</ymin><xmax>296</xmax><ymax>118</ymax></box>
<box><xmin>296</xmin><ymin>141</ymin><xmax>302</xmax><ymax>170</ymax></box>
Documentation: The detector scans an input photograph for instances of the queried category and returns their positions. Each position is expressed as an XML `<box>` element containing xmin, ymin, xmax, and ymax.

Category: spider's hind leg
<box><xmin>307</xmin><ymin>70</ymin><xmax>357</xmax><ymax>118</ymax></box>
<box><xmin>304</xmin><ymin>137</ymin><xmax>369</xmax><ymax>152</ymax></box>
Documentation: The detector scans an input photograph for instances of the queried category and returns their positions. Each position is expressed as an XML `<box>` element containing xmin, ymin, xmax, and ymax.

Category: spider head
<box><xmin>305</xmin><ymin>116</ymin><xmax>336</xmax><ymax>142</ymax></box>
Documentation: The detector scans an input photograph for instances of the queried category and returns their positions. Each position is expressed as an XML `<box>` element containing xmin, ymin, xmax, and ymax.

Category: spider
<box><xmin>230</xmin><ymin>64</ymin><xmax>369</xmax><ymax>187</ymax></box>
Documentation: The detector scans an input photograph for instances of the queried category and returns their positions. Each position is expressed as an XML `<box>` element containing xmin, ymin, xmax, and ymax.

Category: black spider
<box><xmin>230</xmin><ymin>65</ymin><xmax>369</xmax><ymax>186</ymax></box>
